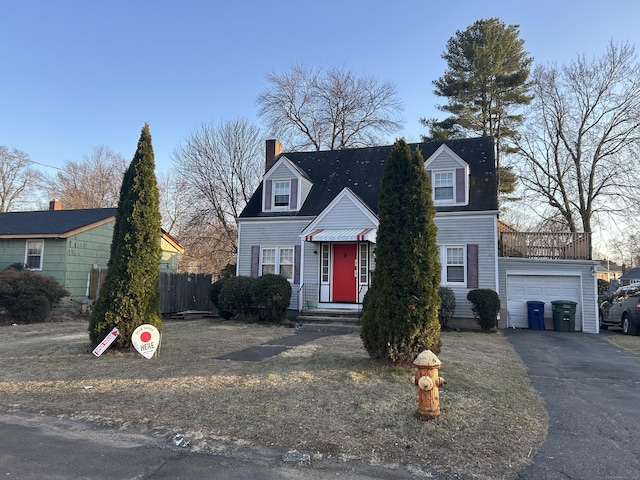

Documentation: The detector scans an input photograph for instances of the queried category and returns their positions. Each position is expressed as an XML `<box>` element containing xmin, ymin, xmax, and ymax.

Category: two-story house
<box><xmin>237</xmin><ymin>138</ymin><xmax>599</xmax><ymax>332</ymax></box>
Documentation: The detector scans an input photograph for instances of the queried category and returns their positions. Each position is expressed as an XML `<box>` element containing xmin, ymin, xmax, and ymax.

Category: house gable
<box><xmin>424</xmin><ymin>144</ymin><xmax>470</xmax><ymax>207</ymax></box>
<box><xmin>301</xmin><ymin>187</ymin><xmax>379</xmax><ymax>240</ymax></box>
<box><xmin>262</xmin><ymin>156</ymin><xmax>313</xmax><ymax>213</ymax></box>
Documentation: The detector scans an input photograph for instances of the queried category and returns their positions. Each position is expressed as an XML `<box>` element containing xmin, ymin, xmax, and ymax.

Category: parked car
<box><xmin>599</xmin><ymin>285</ymin><xmax>640</xmax><ymax>334</ymax></box>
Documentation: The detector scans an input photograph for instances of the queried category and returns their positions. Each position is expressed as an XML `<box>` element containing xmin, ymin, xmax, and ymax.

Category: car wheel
<box><xmin>622</xmin><ymin>315</ymin><xmax>630</xmax><ymax>335</ymax></box>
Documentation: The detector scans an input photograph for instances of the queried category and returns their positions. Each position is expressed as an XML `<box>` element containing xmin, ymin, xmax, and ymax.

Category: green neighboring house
<box><xmin>0</xmin><ymin>203</ymin><xmax>184</xmax><ymax>298</ymax></box>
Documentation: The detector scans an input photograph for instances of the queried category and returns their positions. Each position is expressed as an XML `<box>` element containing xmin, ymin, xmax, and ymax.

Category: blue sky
<box><xmin>2</xmin><ymin>0</ymin><xmax>639</xmax><ymax>174</ymax></box>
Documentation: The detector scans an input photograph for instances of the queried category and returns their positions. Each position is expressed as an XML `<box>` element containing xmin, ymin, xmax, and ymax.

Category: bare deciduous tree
<box><xmin>258</xmin><ymin>64</ymin><xmax>404</xmax><ymax>151</ymax></box>
<box><xmin>45</xmin><ymin>146</ymin><xmax>127</xmax><ymax>209</ymax></box>
<box><xmin>514</xmin><ymin>42</ymin><xmax>640</xmax><ymax>240</ymax></box>
<box><xmin>0</xmin><ymin>146</ymin><xmax>44</xmax><ymax>212</ymax></box>
<box><xmin>157</xmin><ymin>170</ymin><xmax>191</xmax><ymax>235</ymax></box>
<box><xmin>172</xmin><ymin>119</ymin><xmax>263</xmax><ymax>267</ymax></box>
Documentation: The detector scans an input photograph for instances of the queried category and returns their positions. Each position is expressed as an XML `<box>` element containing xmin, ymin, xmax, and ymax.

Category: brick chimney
<box><xmin>49</xmin><ymin>199</ymin><xmax>62</xmax><ymax>210</ymax></box>
<box><xmin>265</xmin><ymin>139</ymin><xmax>283</xmax><ymax>173</ymax></box>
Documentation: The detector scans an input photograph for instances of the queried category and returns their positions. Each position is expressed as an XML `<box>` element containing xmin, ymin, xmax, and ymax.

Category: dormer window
<box><xmin>433</xmin><ymin>170</ymin><xmax>454</xmax><ymax>202</ymax></box>
<box><xmin>274</xmin><ymin>181</ymin><xmax>290</xmax><ymax>208</ymax></box>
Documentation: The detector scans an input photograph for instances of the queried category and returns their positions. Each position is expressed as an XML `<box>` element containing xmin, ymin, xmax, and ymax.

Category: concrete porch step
<box><xmin>296</xmin><ymin>308</ymin><xmax>362</xmax><ymax>332</ymax></box>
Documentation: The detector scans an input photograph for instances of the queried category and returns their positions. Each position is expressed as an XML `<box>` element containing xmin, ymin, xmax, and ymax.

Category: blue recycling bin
<box><xmin>526</xmin><ymin>301</ymin><xmax>545</xmax><ymax>330</ymax></box>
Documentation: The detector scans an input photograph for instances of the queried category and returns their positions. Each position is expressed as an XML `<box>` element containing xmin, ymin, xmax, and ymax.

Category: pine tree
<box><xmin>89</xmin><ymin>124</ymin><xmax>162</xmax><ymax>350</ymax></box>
<box><xmin>422</xmin><ymin>17</ymin><xmax>533</xmax><ymax>195</ymax></box>
<box><xmin>361</xmin><ymin>139</ymin><xmax>441</xmax><ymax>364</ymax></box>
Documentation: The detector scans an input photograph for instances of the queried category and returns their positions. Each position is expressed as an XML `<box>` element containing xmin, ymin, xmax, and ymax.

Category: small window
<box><xmin>25</xmin><ymin>240</ymin><xmax>44</xmax><ymax>270</ymax></box>
<box><xmin>273</xmin><ymin>181</ymin><xmax>290</xmax><ymax>208</ymax></box>
<box><xmin>444</xmin><ymin>246</ymin><xmax>465</xmax><ymax>284</ymax></box>
<box><xmin>359</xmin><ymin>244</ymin><xmax>368</xmax><ymax>284</ymax></box>
<box><xmin>261</xmin><ymin>246</ymin><xmax>294</xmax><ymax>281</ymax></box>
<box><xmin>433</xmin><ymin>171</ymin><xmax>454</xmax><ymax>202</ymax></box>
<box><xmin>321</xmin><ymin>244</ymin><xmax>330</xmax><ymax>283</ymax></box>
<box><xmin>279</xmin><ymin>247</ymin><xmax>294</xmax><ymax>280</ymax></box>
<box><xmin>262</xmin><ymin>248</ymin><xmax>276</xmax><ymax>275</ymax></box>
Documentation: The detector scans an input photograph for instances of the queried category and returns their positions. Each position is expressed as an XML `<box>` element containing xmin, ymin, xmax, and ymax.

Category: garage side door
<box><xmin>507</xmin><ymin>275</ymin><xmax>582</xmax><ymax>330</ymax></box>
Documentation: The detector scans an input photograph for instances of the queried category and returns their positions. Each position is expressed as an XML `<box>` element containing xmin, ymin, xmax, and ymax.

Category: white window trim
<box><xmin>440</xmin><ymin>244</ymin><xmax>466</xmax><ymax>286</ymax></box>
<box><xmin>358</xmin><ymin>243</ymin><xmax>369</xmax><ymax>285</ymax></box>
<box><xmin>272</xmin><ymin>180</ymin><xmax>291</xmax><ymax>209</ymax></box>
<box><xmin>261</xmin><ymin>246</ymin><xmax>294</xmax><ymax>282</ymax></box>
<box><xmin>25</xmin><ymin>239</ymin><xmax>44</xmax><ymax>271</ymax></box>
<box><xmin>433</xmin><ymin>169</ymin><xmax>456</xmax><ymax>205</ymax></box>
<box><xmin>320</xmin><ymin>243</ymin><xmax>330</xmax><ymax>284</ymax></box>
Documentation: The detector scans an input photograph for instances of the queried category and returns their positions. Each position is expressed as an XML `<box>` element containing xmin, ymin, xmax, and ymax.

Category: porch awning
<box><xmin>303</xmin><ymin>228</ymin><xmax>376</xmax><ymax>243</ymax></box>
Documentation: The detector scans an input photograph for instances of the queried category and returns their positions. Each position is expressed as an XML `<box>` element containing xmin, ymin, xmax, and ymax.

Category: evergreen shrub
<box><xmin>0</xmin><ymin>270</ymin><xmax>69</xmax><ymax>323</ymax></box>
<box><xmin>250</xmin><ymin>274</ymin><xmax>292</xmax><ymax>323</ymax></box>
<box><xmin>209</xmin><ymin>278</ymin><xmax>232</xmax><ymax>319</ymax></box>
<box><xmin>438</xmin><ymin>286</ymin><xmax>456</xmax><ymax>329</ymax></box>
<box><xmin>218</xmin><ymin>276</ymin><xmax>254</xmax><ymax>319</ymax></box>
<box><xmin>467</xmin><ymin>288</ymin><xmax>500</xmax><ymax>331</ymax></box>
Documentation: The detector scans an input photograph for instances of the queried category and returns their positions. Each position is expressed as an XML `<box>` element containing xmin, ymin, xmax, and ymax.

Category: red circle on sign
<box><xmin>140</xmin><ymin>331</ymin><xmax>152</xmax><ymax>343</ymax></box>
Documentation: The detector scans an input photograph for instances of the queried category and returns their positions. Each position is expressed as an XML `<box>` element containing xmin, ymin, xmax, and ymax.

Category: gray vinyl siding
<box><xmin>313</xmin><ymin>196</ymin><xmax>377</xmax><ymax>230</ymax></box>
<box><xmin>237</xmin><ymin>218</ymin><xmax>312</xmax><ymax>309</ymax></box>
<box><xmin>435</xmin><ymin>213</ymin><xmax>498</xmax><ymax>319</ymax></box>
<box><xmin>267</xmin><ymin>162</ymin><xmax>296</xmax><ymax>181</ymax></box>
<box><xmin>300</xmin><ymin>178</ymin><xmax>313</xmax><ymax>207</ymax></box>
<box><xmin>426</xmin><ymin>149</ymin><xmax>464</xmax><ymax>170</ymax></box>
<box><xmin>498</xmin><ymin>257</ymin><xmax>598</xmax><ymax>333</ymax></box>
<box><xmin>303</xmin><ymin>240</ymin><xmax>319</xmax><ymax>302</ymax></box>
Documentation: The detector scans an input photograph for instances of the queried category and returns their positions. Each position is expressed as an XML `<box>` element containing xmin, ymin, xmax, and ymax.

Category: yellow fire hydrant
<box><xmin>410</xmin><ymin>349</ymin><xmax>446</xmax><ymax>420</ymax></box>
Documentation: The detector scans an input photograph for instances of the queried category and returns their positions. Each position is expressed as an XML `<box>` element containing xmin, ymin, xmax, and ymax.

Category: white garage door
<box><xmin>507</xmin><ymin>274</ymin><xmax>582</xmax><ymax>330</ymax></box>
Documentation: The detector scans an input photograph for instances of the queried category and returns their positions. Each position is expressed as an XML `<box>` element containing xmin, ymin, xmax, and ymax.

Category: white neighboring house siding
<box><xmin>237</xmin><ymin>217</ymin><xmax>313</xmax><ymax>309</ymax></box>
<box><xmin>498</xmin><ymin>257</ymin><xmax>599</xmax><ymax>333</ymax></box>
<box><xmin>435</xmin><ymin>212</ymin><xmax>498</xmax><ymax>319</ymax></box>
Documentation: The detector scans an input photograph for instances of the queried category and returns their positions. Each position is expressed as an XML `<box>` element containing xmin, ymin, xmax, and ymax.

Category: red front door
<box><xmin>332</xmin><ymin>243</ymin><xmax>357</xmax><ymax>302</ymax></box>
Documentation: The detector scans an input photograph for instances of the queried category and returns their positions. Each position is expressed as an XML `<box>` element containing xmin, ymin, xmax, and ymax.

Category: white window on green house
<box><xmin>273</xmin><ymin>181</ymin><xmax>290</xmax><ymax>207</ymax></box>
<box><xmin>433</xmin><ymin>171</ymin><xmax>454</xmax><ymax>202</ymax></box>
<box><xmin>25</xmin><ymin>239</ymin><xmax>44</xmax><ymax>270</ymax></box>
<box><xmin>444</xmin><ymin>246</ymin><xmax>465</xmax><ymax>284</ymax></box>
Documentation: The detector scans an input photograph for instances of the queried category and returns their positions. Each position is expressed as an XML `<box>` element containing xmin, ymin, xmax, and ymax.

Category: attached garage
<box><xmin>498</xmin><ymin>258</ymin><xmax>599</xmax><ymax>334</ymax></box>
<box><xmin>506</xmin><ymin>274</ymin><xmax>582</xmax><ymax>330</ymax></box>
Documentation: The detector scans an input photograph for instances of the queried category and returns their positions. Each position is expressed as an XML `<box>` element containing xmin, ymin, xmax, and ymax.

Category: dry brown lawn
<box><xmin>604</xmin><ymin>330</ymin><xmax>640</xmax><ymax>355</ymax></box>
<box><xmin>0</xmin><ymin>316</ymin><xmax>547</xmax><ymax>480</ymax></box>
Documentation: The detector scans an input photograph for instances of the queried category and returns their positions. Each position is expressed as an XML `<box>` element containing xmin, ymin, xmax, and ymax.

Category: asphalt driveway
<box><xmin>505</xmin><ymin>329</ymin><xmax>640</xmax><ymax>479</ymax></box>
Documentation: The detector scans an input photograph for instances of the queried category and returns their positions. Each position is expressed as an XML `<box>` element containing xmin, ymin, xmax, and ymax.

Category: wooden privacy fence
<box><xmin>89</xmin><ymin>270</ymin><xmax>213</xmax><ymax>314</ymax></box>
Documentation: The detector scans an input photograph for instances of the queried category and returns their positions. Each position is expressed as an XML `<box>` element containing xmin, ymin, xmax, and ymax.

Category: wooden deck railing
<box><xmin>498</xmin><ymin>231</ymin><xmax>591</xmax><ymax>260</ymax></box>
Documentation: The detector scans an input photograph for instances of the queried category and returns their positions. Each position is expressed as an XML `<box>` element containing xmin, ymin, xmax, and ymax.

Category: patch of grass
<box><xmin>604</xmin><ymin>332</ymin><xmax>640</xmax><ymax>355</ymax></box>
<box><xmin>0</xmin><ymin>318</ymin><xmax>547</xmax><ymax>479</ymax></box>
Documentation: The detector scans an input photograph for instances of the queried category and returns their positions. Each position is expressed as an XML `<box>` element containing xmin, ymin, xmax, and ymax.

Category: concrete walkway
<box><xmin>505</xmin><ymin>329</ymin><xmax>640</xmax><ymax>479</ymax></box>
<box><xmin>216</xmin><ymin>329</ymin><xmax>345</xmax><ymax>362</ymax></box>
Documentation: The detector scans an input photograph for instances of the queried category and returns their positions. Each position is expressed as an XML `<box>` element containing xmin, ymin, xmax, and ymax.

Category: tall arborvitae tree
<box><xmin>89</xmin><ymin>124</ymin><xmax>162</xmax><ymax>350</ymax></box>
<box><xmin>361</xmin><ymin>139</ymin><xmax>441</xmax><ymax>364</ymax></box>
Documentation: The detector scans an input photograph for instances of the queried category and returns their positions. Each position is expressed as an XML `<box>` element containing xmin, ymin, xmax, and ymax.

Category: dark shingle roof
<box><xmin>240</xmin><ymin>136</ymin><xmax>497</xmax><ymax>218</ymax></box>
<box><xmin>0</xmin><ymin>208</ymin><xmax>116</xmax><ymax>236</ymax></box>
<box><xmin>619</xmin><ymin>268</ymin><xmax>640</xmax><ymax>281</ymax></box>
